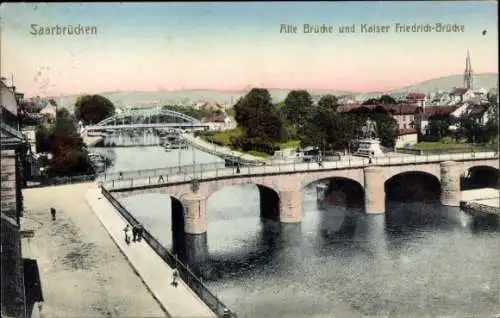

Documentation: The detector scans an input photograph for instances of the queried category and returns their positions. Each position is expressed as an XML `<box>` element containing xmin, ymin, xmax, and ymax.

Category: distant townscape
<box><xmin>46</xmin><ymin>72</ymin><xmax>498</xmax><ymax>111</ymax></box>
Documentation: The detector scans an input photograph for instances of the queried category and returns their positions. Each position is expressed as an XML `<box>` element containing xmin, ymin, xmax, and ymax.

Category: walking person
<box><xmin>171</xmin><ymin>268</ymin><xmax>179</xmax><ymax>287</ymax></box>
<box><xmin>50</xmin><ymin>207</ymin><xmax>56</xmax><ymax>221</ymax></box>
<box><xmin>136</xmin><ymin>224</ymin><xmax>144</xmax><ymax>242</ymax></box>
<box><xmin>123</xmin><ymin>224</ymin><xmax>130</xmax><ymax>244</ymax></box>
<box><xmin>132</xmin><ymin>225</ymin><xmax>138</xmax><ymax>242</ymax></box>
<box><xmin>119</xmin><ymin>171</ymin><xmax>123</xmax><ymax>180</ymax></box>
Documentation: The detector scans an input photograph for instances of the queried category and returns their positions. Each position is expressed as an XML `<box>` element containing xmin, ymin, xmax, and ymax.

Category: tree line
<box><xmin>34</xmin><ymin>94</ymin><xmax>118</xmax><ymax>177</ymax></box>
<box><xmin>232</xmin><ymin>88</ymin><xmax>398</xmax><ymax>154</ymax></box>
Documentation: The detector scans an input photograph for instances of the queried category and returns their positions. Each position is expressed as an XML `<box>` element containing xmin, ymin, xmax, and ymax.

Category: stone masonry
<box><xmin>109</xmin><ymin>159</ymin><xmax>499</xmax><ymax>236</ymax></box>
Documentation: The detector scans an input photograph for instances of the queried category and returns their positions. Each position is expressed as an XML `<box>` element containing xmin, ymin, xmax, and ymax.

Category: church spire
<box><xmin>464</xmin><ymin>49</ymin><xmax>473</xmax><ymax>89</ymax></box>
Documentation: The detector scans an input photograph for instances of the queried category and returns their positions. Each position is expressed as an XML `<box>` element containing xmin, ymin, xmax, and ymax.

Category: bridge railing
<box><xmin>101</xmin><ymin>152</ymin><xmax>498</xmax><ymax>189</ymax></box>
<box><xmin>100</xmin><ymin>186</ymin><xmax>237</xmax><ymax>317</ymax></box>
<box><xmin>98</xmin><ymin>162</ymin><xmax>227</xmax><ymax>181</ymax></box>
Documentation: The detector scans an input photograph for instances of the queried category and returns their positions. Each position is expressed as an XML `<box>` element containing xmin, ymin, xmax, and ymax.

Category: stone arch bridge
<box><xmin>103</xmin><ymin>153</ymin><xmax>498</xmax><ymax>236</ymax></box>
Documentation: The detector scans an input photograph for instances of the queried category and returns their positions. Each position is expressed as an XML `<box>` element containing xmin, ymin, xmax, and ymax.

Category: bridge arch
<box><xmin>205</xmin><ymin>181</ymin><xmax>281</xmax><ymax>221</ymax></box>
<box><xmin>461</xmin><ymin>165</ymin><xmax>500</xmax><ymax>190</ymax></box>
<box><xmin>81</xmin><ymin>107</ymin><xmax>201</xmax><ymax>133</ymax></box>
<box><xmin>384</xmin><ymin>171</ymin><xmax>441</xmax><ymax>203</ymax></box>
<box><xmin>304</xmin><ymin>176</ymin><xmax>365</xmax><ymax>209</ymax></box>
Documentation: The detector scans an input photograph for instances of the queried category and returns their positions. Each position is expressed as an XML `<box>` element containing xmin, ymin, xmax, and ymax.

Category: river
<box><xmin>91</xmin><ymin>145</ymin><xmax>500</xmax><ymax>317</ymax></box>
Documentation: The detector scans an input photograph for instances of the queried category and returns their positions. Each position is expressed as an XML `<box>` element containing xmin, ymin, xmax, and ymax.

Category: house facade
<box><xmin>405</xmin><ymin>93</ymin><xmax>427</xmax><ymax>107</ymax></box>
<box><xmin>1</xmin><ymin>80</ymin><xmax>29</xmax><ymax>317</ymax></box>
<box><xmin>203</xmin><ymin>113</ymin><xmax>236</xmax><ymax>131</ymax></box>
<box><xmin>395</xmin><ymin>128</ymin><xmax>419</xmax><ymax>148</ymax></box>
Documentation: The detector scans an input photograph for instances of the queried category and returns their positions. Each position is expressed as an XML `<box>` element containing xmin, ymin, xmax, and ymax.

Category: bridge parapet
<box><xmin>101</xmin><ymin>152</ymin><xmax>498</xmax><ymax>191</ymax></box>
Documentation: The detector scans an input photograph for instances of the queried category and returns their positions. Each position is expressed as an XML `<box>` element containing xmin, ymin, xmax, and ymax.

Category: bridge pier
<box><xmin>182</xmin><ymin>194</ymin><xmax>207</xmax><ymax>234</ymax></box>
<box><xmin>440</xmin><ymin>161</ymin><xmax>461</xmax><ymax>207</ymax></box>
<box><xmin>364</xmin><ymin>166</ymin><xmax>385</xmax><ymax>214</ymax></box>
<box><xmin>279</xmin><ymin>188</ymin><xmax>302</xmax><ymax>223</ymax></box>
<box><xmin>181</xmin><ymin>194</ymin><xmax>208</xmax><ymax>265</ymax></box>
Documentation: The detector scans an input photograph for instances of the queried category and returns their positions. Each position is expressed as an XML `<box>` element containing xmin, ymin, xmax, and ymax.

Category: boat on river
<box><xmin>163</xmin><ymin>141</ymin><xmax>188</xmax><ymax>151</ymax></box>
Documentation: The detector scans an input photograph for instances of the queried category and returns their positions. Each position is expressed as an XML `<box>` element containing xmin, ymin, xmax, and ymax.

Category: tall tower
<box><xmin>463</xmin><ymin>49</ymin><xmax>474</xmax><ymax>89</ymax></box>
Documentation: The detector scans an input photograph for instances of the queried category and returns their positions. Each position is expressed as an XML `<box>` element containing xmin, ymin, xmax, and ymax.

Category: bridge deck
<box><xmin>101</xmin><ymin>152</ymin><xmax>498</xmax><ymax>191</ymax></box>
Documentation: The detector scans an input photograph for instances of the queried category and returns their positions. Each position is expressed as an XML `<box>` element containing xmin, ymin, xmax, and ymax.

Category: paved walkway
<box><xmin>85</xmin><ymin>186</ymin><xmax>216</xmax><ymax>318</ymax></box>
<box><xmin>461</xmin><ymin>188</ymin><xmax>500</xmax><ymax>208</ymax></box>
<box><xmin>21</xmin><ymin>183</ymin><xmax>166</xmax><ymax>318</ymax></box>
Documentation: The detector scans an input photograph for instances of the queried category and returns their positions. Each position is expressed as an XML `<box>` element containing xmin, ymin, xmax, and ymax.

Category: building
<box><xmin>1</xmin><ymin>80</ymin><xmax>29</xmax><ymax>317</ymax></box>
<box><xmin>339</xmin><ymin>103</ymin><xmax>420</xmax><ymax>131</ymax></box>
<box><xmin>395</xmin><ymin>128</ymin><xmax>419</xmax><ymax>148</ymax></box>
<box><xmin>464</xmin><ymin>49</ymin><xmax>473</xmax><ymax>90</ymax></box>
<box><xmin>415</xmin><ymin>106</ymin><xmax>459</xmax><ymax>135</ymax></box>
<box><xmin>405</xmin><ymin>93</ymin><xmax>427</xmax><ymax>107</ymax></box>
<box><xmin>449</xmin><ymin>87</ymin><xmax>473</xmax><ymax>105</ymax></box>
<box><xmin>203</xmin><ymin>113</ymin><xmax>236</xmax><ymax>131</ymax></box>
<box><xmin>39</xmin><ymin>104</ymin><xmax>57</xmax><ymax>120</ymax></box>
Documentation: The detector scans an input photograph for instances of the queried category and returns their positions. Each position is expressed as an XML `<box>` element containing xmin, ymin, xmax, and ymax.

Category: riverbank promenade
<box><xmin>85</xmin><ymin>186</ymin><xmax>216</xmax><ymax>318</ymax></box>
<box><xmin>461</xmin><ymin>188</ymin><xmax>500</xmax><ymax>208</ymax></box>
<box><xmin>21</xmin><ymin>183</ymin><xmax>166</xmax><ymax>318</ymax></box>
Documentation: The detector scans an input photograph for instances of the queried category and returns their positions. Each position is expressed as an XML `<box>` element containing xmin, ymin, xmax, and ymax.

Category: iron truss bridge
<box><xmin>81</xmin><ymin>107</ymin><xmax>209</xmax><ymax>134</ymax></box>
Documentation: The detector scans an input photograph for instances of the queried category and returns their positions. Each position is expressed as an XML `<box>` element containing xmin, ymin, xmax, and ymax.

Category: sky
<box><xmin>1</xmin><ymin>2</ymin><xmax>498</xmax><ymax>97</ymax></box>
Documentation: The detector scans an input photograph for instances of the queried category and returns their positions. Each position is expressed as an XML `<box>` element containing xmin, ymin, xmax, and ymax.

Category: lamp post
<box><xmin>178</xmin><ymin>142</ymin><xmax>182</xmax><ymax>174</ymax></box>
<box><xmin>191</xmin><ymin>122</ymin><xmax>196</xmax><ymax>178</ymax></box>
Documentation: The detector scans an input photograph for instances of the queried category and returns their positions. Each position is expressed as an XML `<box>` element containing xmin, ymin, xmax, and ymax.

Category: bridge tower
<box><xmin>463</xmin><ymin>49</ymin><xmax>474</xmax><ymax>90</ymax></box>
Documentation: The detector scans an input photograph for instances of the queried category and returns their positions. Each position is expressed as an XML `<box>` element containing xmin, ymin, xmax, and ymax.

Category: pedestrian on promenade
<box><xmin>158</xmin><ymin>175</ymin><xmax>164</xmax><ymax>183</ymax></box>
<box><xmin>171</xmin><ymin>268</ymin><xmax>179</xmax><ymax>287</ymax></box>
<box><xmin>132</xmin><ymin>225</ymin><xmax>138</xmax><ymax>242</ymax></box>
<box><xmin>236</xmin><ymin>162</ymin><xmax>240</xmax><ymax>174</ymax></box>
<box><xmin>123</xmin><ymin>224</ymin><xmax>130</xmax><ymax>244</ymax></box>
<box><xmin>136</xmin><ymin>224</ymin><xmax>144</xmax><ymax>242</ymax></box>
<box><xmin>119</xmin><ymin>171</ymin><xmax>123</xmax><ymax>180</ymax></box>
<box><xmin>50</xmin><ymin>207</ymin><xmax>56</xmax><ymax>221</ymax></box>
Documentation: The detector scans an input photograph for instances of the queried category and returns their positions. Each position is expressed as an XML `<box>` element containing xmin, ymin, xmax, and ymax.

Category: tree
<box><xmin>74</xmin><ymin>94</ymin><xmax>116</xmax><ymax>125</ymax></box>
<box><xmin>362</xmin><ymin>95</ymin><xmax>397</xmax><ymax>105</ymax></box>
<box><xmin>35</xmin><ymin>123</ymin><xmax>55</xmax><ymax>153</ymax></box>
<box><xmin>35</xmin><ymin>107</ymin><xmax>93</xmax><ymax>177</ymax></box>
<box><xmin>372</xmin><ymin>112</ymin><xmax>398</xmax><ymax>148</ymax></box>
<box><xmin>426</xmin><ymin>114</ymin><xmax>456</xmax><ymax>140</ymax></box>
<box><xmin>282</xmin><ymin>90</ymin><xmax>313</xmax><ymax>129</ymax></box>
<box><xmin>233</xmin><ymin>88</ymin><xmax>284</xmax><ymax>153</ymax></box>
<box><xmin>379</xmin><ymin>94</ymin><xmax>398</xmax><ymax>105</ymax></box>
<box><xmin>300</xmin><ymin>107</ymin><xmax>358</xmax><ymax>152</ymax></box>
<box><xmin>362</xmin><ymin>98</ymin><xmax>378</xmax><ymax>105</ymax></box>
<box><xmin>317</xmin><ymin>94</ymin><xmax>338</xmax><ymax>111</ymax></box>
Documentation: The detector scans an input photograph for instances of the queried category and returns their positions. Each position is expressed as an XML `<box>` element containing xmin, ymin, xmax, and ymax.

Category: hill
<box><xmin>54</xmin><ymin>73</ymin><xmax>498</xmax><ymax>109</ymax></box>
